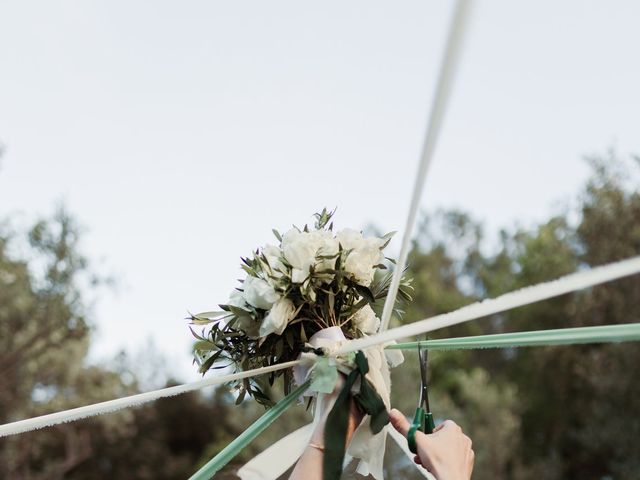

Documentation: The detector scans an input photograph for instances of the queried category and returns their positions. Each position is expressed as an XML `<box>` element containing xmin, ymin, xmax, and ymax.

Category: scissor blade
<box><xmin>418</xmin><ymin>345</ymin><xmax>430</xmax><ymax>412</ymax></box>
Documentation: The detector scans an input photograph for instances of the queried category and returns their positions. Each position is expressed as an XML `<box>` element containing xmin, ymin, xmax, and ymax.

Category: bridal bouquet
<box><xmin>189</xmin><ymin>209</ymin><xmax>412</xmax><ymax>406</ymax></box>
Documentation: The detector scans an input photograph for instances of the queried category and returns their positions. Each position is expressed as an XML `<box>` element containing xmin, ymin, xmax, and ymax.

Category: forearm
<box><xmin>289</xmin><ymin>399</ymin><xmax>363</xmax><ymax>480</ymax></box>
<box><xmin>288</xmin><ymin>440</ymin><xmax>325</xmax><ymax>480</ymax></box>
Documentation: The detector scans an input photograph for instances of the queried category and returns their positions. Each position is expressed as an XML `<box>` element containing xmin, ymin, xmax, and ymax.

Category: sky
<box><xmin>1</xmin><ymin>0</ymin><xmax>639</xmax><ymax>382</ymax></box>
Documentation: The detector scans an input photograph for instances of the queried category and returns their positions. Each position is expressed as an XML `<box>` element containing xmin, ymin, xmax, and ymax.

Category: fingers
<box><xmin>432</xmin><ymin>422</ymin><xmax>445</xmax><ymax>433</ymax></box>
<box><xmin>389</xmin><ymin>409</ymin><xmax>411</xmax><ymax>436</ymax></box>
<box><xmin>439</xmin><ymin>419</ymin><xmax>461</xmax><ymax>431</ymax></box>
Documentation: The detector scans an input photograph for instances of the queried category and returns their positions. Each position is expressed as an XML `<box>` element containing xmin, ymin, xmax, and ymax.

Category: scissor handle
<box><xmin>408</xmin><ymin>409</ymin><xmax>436</xmax><ymax>454</ymax></box>
<box><xmin>407</xmin><ymin>407</ymin><xmax>425</xmax><ymax>454</ymax></box>
<box><xmin>424</xmin><ymin>412</ymin><xmax>435</xmax><ymax>434</ymax></box>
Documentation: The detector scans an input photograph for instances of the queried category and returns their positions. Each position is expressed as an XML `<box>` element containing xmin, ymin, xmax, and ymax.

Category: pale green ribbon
<box><xmin>190</xmin><ymin>322</ymin><xmax>640</xmax><ymax>478</ymax></box>
<box><xmin>189</xmin><ymin>379</ymin><xmax>311</xmax><ymax>480</ymax></box>
<box><xmin>386</xmin><ymin>322</ymin><xmax>640</xmax><ymax>351</ymax></box>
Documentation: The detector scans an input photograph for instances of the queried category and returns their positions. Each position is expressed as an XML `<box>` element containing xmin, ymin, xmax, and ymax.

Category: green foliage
<box><xmin>0</xmin><ymin>208</ymin><xmax>242</xmax><ymax>479</ymax></box>
<box><xmin>2</xmin><ymin>151</ymin><xmax>639</xmax><ymax>479</ymax></box>
<box><xmin>391</xmin><ymin>151</ymin><xmax>640</xmax><ymax>479</ymax></box>
<box><xmin>191</xmin><ymin>209</ymin><xmax>412</xmax><ymax>406</ymax></box>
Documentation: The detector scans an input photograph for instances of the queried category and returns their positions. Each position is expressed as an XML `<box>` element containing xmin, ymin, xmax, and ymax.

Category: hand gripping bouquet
<box><xmin>189</xmin><ymin>209</ymin><xmax>412</xmax><ymax>479</ymax></box>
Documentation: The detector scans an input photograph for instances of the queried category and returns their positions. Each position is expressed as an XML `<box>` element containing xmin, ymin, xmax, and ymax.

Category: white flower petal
<box><xmin>352</xmin><ymin>304</ymin><xmax>380</xmax><ymax>334</ymax></box>
<box><xmin>260</xmin><ymin>298</ymin><xmax>296</xmax><ymax>337</ymax></box>
<box><xmin>243</xmin><ymin>275</ymin><xmax>279</xmax><ymax>310</ymax></box>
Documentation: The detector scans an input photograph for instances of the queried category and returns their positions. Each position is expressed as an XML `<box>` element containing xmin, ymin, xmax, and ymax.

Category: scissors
<box><xmin>407</xmin><ymin>342</ymin><xmax>435</xmax><ymax>454</ymax></box>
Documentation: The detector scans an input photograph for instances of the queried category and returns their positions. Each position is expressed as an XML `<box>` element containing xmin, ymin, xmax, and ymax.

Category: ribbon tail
<box><xmin>237</xmin><ymin>423</ymin><xmax>314</xmax><ymax>480</ymax></box>
<box><xmin>323</xmin><ymin>369</ymin><xmax>357</xmax><ymax>480</ymax></box>
<box><xmin>387</xmin><ymin>426</ymin><xmax>436</xmax><ymax>480</ymax></box>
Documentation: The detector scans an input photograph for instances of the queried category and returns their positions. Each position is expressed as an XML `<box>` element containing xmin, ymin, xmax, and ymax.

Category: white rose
<box><xmin>263</xmin><ymin>244</ymin><xmax>286</xmax><ymax>277</ymax></box>
<box><xmin>243</xmin><ymin>275</ymin><xmax>279</xmax><ymax>310</ymax></box>
<box><xmin>227</xmin><ymin>289</ymin><xmax>247</xmax><ymax>309</ymax></box>
<box><xmin>282</xmin><ymin>229</ymin><xmax>339</xmax><ymax>283</ymax></box>
<box><xmin>309</xmin><ymin>230</ymin><xmax>339</xmax><ymax>279</ymax></box>
<box><xmin>282</xmin><ymin>229</ymin><xmax>317</xmax><ymax>283</ymax></box>
<box><xmin>336</xmin><ymin>228</ymin><xmax>364</xmax><ymax>251</ymax></box>
<box><xmin>227</xmin><ymin>290</ymin><xmax>260</xmax><ymax>336</ymax></box>
<box><xmin>260</xmin><ymin>298</ymin><xmax>297</xmax><ymax>337</ymax></box>
<box><xmin>351</xmin><ymin>304</ymin><xmax>380</xmax><ymax>334</ymax></box>
<box><xmin>339</xmin><ymin>234</ymin><xmax>383</xmax><ymax>286</ymax></box>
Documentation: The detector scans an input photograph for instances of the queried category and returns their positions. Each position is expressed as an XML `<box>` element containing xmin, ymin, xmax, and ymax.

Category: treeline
<box><xmin>0</xmin><ymin>151</ymin><xmax>638</xmax><ymax>479</ymax></box>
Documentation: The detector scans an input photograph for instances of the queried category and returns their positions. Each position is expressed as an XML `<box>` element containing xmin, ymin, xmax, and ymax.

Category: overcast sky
<box><xmin>1</xmin><ymin>0</ymin><xmax>639</xmax><ymax>381</ymax></box>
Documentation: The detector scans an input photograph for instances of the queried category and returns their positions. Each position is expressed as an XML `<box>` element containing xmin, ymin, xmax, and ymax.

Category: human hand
<box><xmin>389</xmin><ymin>409</ymin><xmax>474</xmax><ymax>480</ymax></box>
<box><xmin>290</xmin><ymin>378</ymin><xmax>365</xmax><ymax>480</ymax></box>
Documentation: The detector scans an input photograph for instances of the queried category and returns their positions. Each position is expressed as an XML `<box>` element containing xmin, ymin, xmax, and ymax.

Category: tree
<box><xmin>2</xmin><ymin>150</ymin><xmax>638</xmax><ymax>479</ymax></box>
<box><xmin>0</xmin><ymin>209</ymin><xmax>242</xmax><ymax>479</ymax></box>
<box><xmin>391</xmin><ymin>151</ymin><xmax>640</xmax><ymax>479</ymax></box>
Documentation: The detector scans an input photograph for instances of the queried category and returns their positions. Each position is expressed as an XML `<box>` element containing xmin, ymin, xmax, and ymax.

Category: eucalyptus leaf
<box><xmin>235</xmin><ymin>387</ymin><xmax>246</xmax><ymax>405</ymax></box>
<box><xmin>194</xmin><ymin>310</ymin><xmax>227</xmax><ymax>319</ymax></box>
<box><xmin>355</xmin><ymin>285</ymin><xmax>375</xmax><ymax>303</ymax></box>
<box><xmin>285</xmin><ymin>329</ymin><xmax>294</xmax><ymax>350</ymax></box>
<box><xmin>193</xmin><ymin>340</ymin><xmax>216</xmax><ymax>351</ymax></box>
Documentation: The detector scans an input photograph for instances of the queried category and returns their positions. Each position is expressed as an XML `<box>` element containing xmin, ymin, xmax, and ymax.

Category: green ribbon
<box><xmin>323</xmin><ymin>351</ymin><xmax>389</xmax><ymax>480</ymax></box>
<box><xmin>190</xmin><ymin>323</ymin><xmax>640</xmax><ymax>479</ymax></box>
<box><xmin>189</xmin><ymin>379</ymin><xmax>311</xmax><ymax>480</ymax></box>
<box><xmin>386</xmin><ymin>322</ymin><xmax>640</xmax><ymax>351</ymax></box>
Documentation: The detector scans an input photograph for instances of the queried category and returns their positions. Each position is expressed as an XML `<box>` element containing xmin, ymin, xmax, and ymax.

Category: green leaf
<box><xmin>194</xmin><ymin>310</ymin><xmax>227</xmax><ymax>319</ymax></box>
<box><xmin>398</xmin><ymin>286</ymin><xmax>414</xmax><ymax>302</ymax></box>
<box><xmin>227</xmin><ymin>305</ymin><xmax>252</xmax><ymax>317</ymax></box>
<box><xmin>355</xmin><ymin>285</ymin><xmax>375</xmax><ymax>304</ymax></box>
<box><xmin>193</xmin><ymin>340</ymin><xmax>216</xmax><ymax>352</ymax></box>
<box><xmin>189</xmin><ymin>326</ymin><xmax>206</xmax><ymax>341</ymax></box>
<box><xmin>241</xmin><ymin>264</ymin><xmax>256</xmax><ymax>276</ymax></box>
<box><xmin>250</xmin><ymin>386</ymin><xmax>275</xmax><ymax>407</ymax></box>
<box><xmin>380</xmin><ymin>231</ymin><xmax>396</xmax><ymax>249</ymax></box>
<box><xmin>285</xmin><ymin>329</ymin><xmax>295</xmax><ymax>350</ymax></box>
<box><xmin>199</xmin><ymin>350</ymin><xmax>224</xmax><ymax>373</ymax></box>
<box><xmin>190</xmin><ymin>318</ymin><xmax>213</xmax><ymax>326</ymax></box>
<box><xmin>272</xmin><ymin>229</ymin><xmax>282</xmax><ymax>242</ymax></box>
<box><xmin>236</xmin><ymin>386</ymin><xmax>247</xmax><ymax>405</ymax></box>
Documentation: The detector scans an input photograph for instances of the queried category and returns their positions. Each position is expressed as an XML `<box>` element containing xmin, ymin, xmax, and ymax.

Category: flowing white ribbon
<box><xmin>236</xmin><ymin>424</ymin><xmax>314</xmax><ymax>480</ymax></box>
<box><xmin>339</xmin><ymin>255</ymin><xmax>640</xmax><ymax>355</ymax></box>
<box><xmin>379</xmin><ymin>0</ymin><xmax>473</xmax><ymax>332</ymax></box>
<box><xmin>0</xmin><ymin>360</ymin><xmax>302</xmax><ymax>438</ymax></box>
<box><xmin>2</xmin><ymin>255</ymin><xmax>640</xmax><ymax>438</ymax></box>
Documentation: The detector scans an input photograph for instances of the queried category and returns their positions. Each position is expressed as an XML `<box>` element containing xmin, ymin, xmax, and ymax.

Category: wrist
<box><xmin>309</xmin><ymin>397</ymin><xmax>363</xmax><ymax>447</ymax></box>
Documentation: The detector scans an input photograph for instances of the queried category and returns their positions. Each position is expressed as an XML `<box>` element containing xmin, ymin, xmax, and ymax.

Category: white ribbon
<box><xmin>0</xmin><ymin>360</ymin><xmax>303</xmax><ymax>438</ymax></box>
<box><xmin>3</xmin><ymin>255</ymin><xmax>640</xmax><ymax>439</ymax></box>
<box><xmin>388</xmin><ymin>426</ymin><xmax>436</xmax><ymax>480</ymax></box>
<box><xmin>379</xmin><ymin>0</ymin><xmax>473</xmax><ymax>332</ymax></box>
<box><xmin>236</xmin><ymin>424</ymin><xmax>314</xmax><ymax>480</ymax></box>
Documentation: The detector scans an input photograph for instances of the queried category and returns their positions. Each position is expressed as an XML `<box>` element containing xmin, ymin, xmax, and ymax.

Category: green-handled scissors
<box><xmin>407</xmin><ymin>342</ymin><xmax>436</xmax><ymax>454</ymax></box>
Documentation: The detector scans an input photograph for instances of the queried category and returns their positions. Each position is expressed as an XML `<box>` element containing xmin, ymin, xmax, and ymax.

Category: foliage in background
<box><xmin>0</xmin><ymin>209</ymin><xmax>243</xmax><ymax>479</ymax></box>
<box><xmin>0</xmin><ymin>151</ymin><xmax>638</xmax><ymax>479</ymax></box>
<box><xmin>389</xmin><ymin>150</ymin><xmax>640</xmax><ymax>479</ymax></box>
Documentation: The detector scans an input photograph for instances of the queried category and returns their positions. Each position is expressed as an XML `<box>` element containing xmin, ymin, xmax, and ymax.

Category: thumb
<box><xmin>389</xmin><ymin>409</ymin><xmax>411</xmax><ymax>436</ymax></box>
